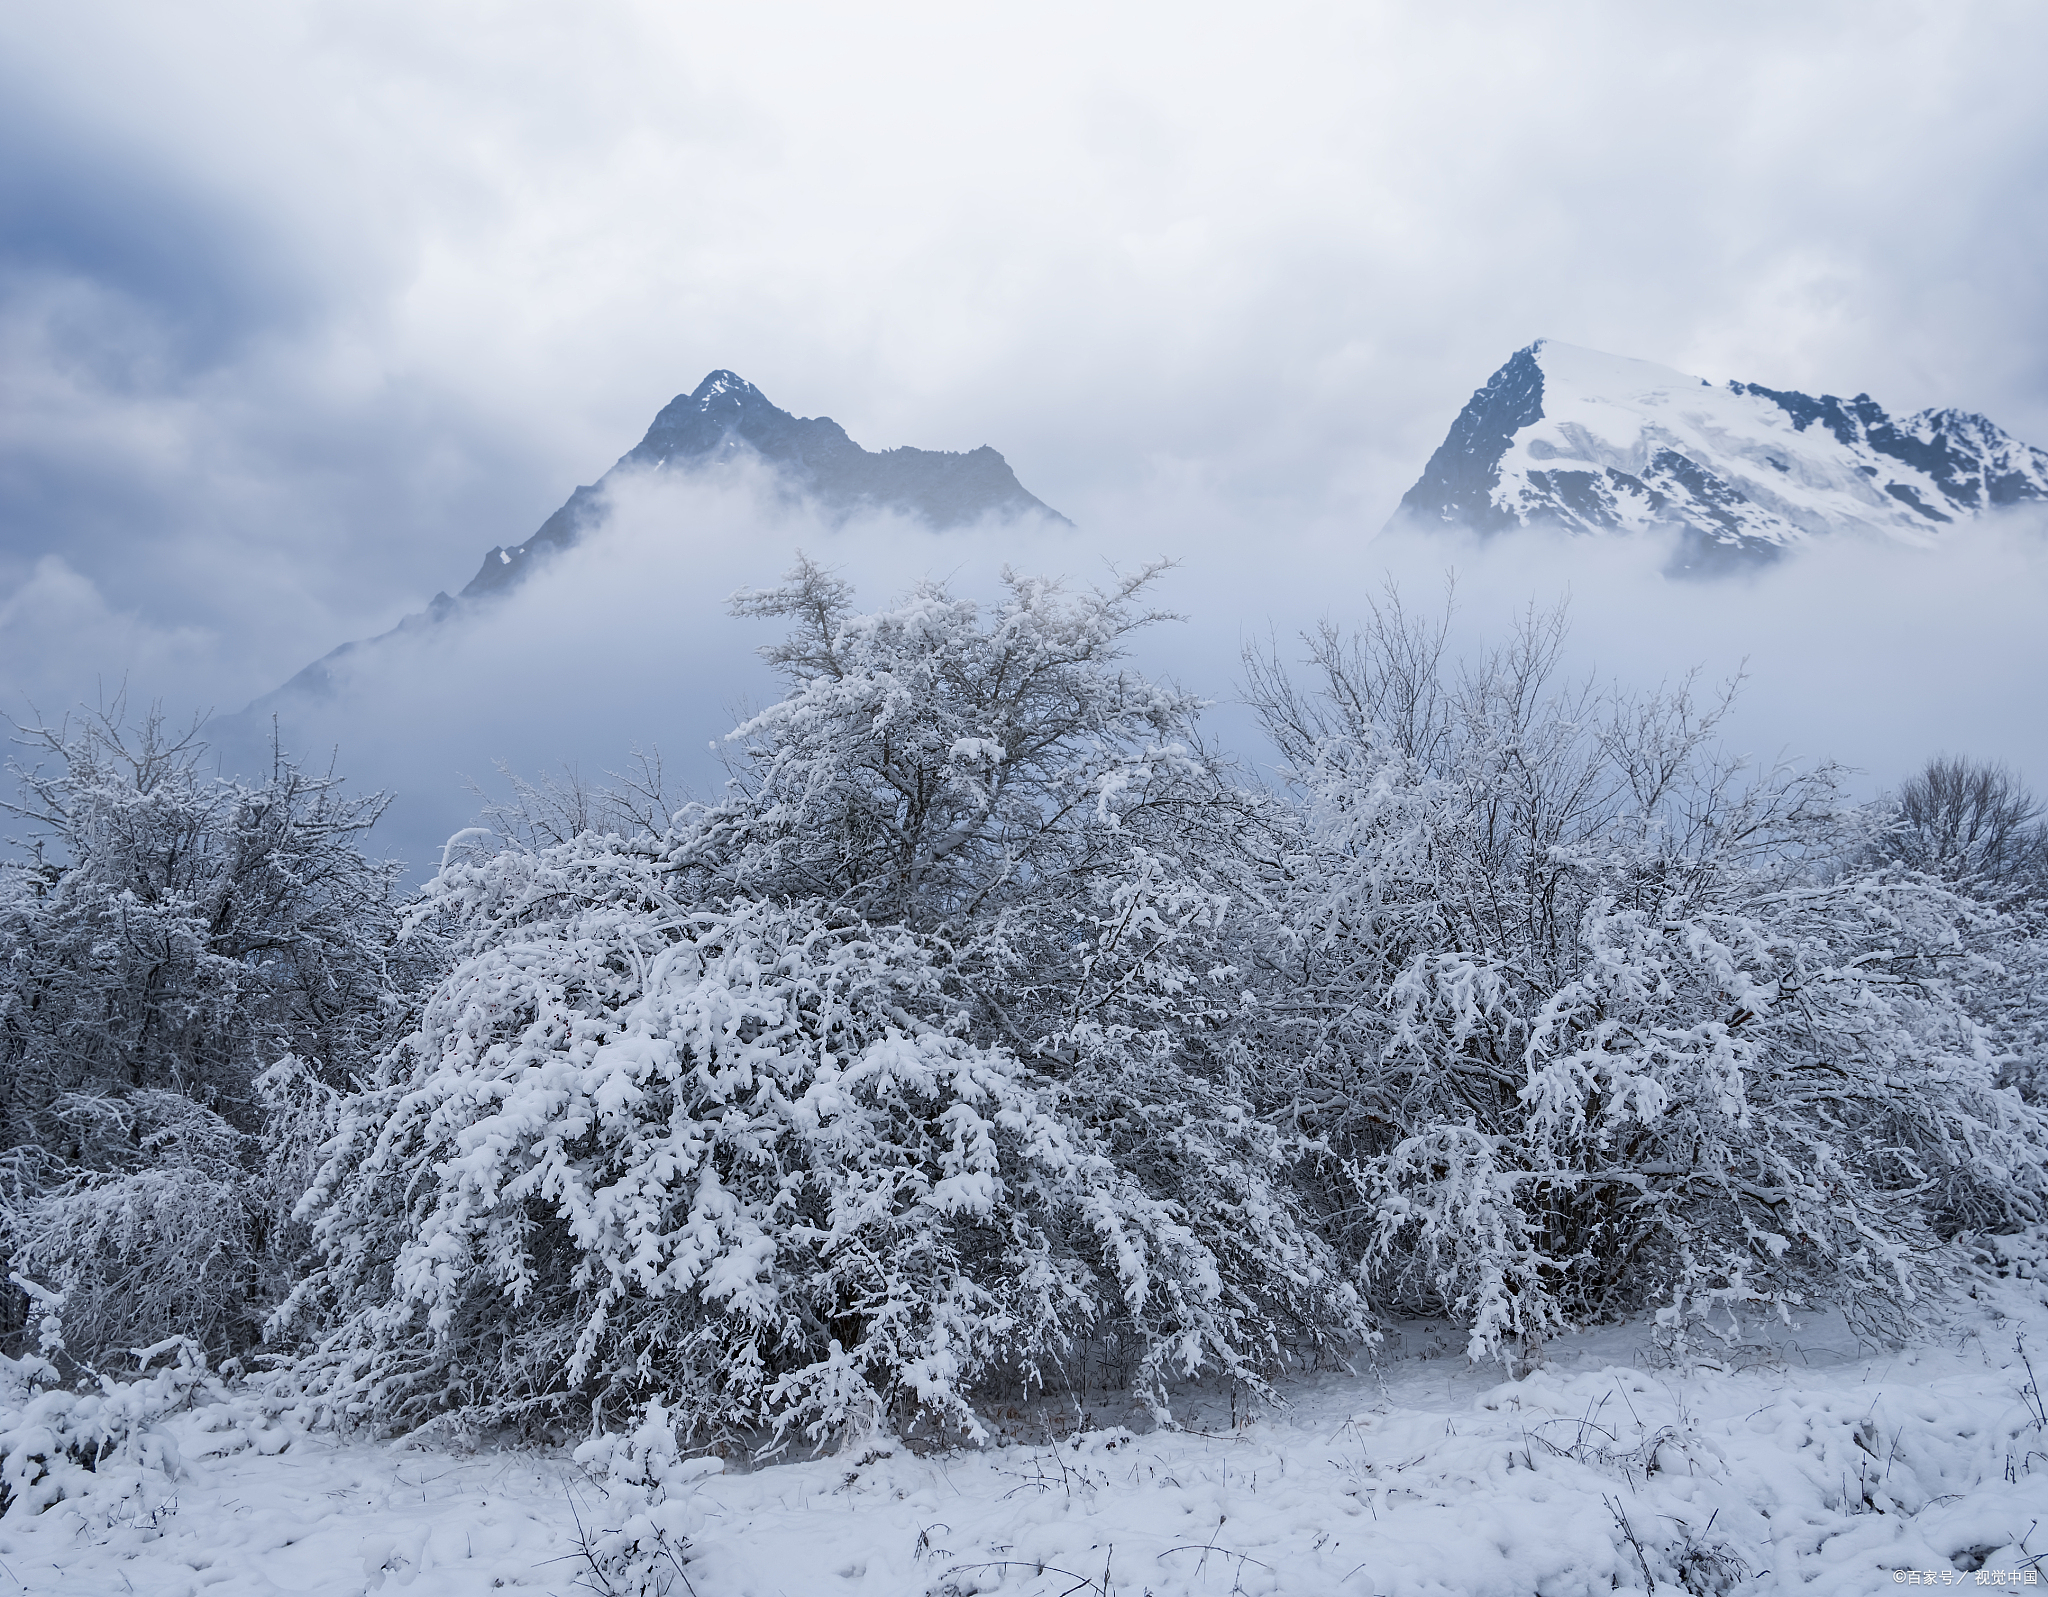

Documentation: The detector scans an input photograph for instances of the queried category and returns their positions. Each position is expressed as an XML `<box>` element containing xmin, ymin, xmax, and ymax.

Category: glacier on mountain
<box><xmin>1391</xmin><ymin>340</ymin><xmax>2048</xmax><ymax>566</ymax></box>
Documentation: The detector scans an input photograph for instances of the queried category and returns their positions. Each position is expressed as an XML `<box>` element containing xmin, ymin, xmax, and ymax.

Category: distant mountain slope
<box><xmin>233</xmin><ymin>372</ymin><xmax>1067</xmax><ymax>715</ymax></box>
<box><xmin>1391</xmin><ymin>341</ymin><xmax>2048</xmax><ymax>565</ymax></box>
<box><xmin>464</xmin><ymin>370</ymin><xmax>1066</xmax><ymax>599</ymax></box>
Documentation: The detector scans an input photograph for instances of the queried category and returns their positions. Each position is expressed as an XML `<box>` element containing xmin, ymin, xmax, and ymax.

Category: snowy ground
<box><xmin>5</xmin><ymin>1239</ymin><xmax>2046</xmax><ymax>1597</ymax></box>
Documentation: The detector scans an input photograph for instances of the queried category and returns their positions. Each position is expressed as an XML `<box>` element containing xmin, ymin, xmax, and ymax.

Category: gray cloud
<box><xmin>4</xmin><ymin>0</ymin><xmax>2046</xmax><ymax>840</ymax></box>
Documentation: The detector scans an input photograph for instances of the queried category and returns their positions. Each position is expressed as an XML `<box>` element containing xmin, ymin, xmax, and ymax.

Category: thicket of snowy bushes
<box><xmin>1241</xmin><ymin>595</ymin><xmax>2046</xmax><ymax>1366</ymax></box>
<box><xmin>5</xmin><ymin>563</ymin><xmax>2046</xmax><ymax>1475</ymax></box>
<box><xmin>0</xmin><ymin>708</ymin><xmax>405</xmax><ymax>1366</ymax></box>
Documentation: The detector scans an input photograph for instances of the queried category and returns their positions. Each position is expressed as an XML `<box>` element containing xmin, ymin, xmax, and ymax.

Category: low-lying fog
<box><xmin>54</xmin><ymin>456</ymin><xmax>2036</xmax><ymax>877</ymax></box>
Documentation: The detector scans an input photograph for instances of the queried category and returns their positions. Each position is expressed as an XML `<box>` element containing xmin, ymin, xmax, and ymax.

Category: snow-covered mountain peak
<box><xmin>670</xmin><ymin>370</ymin><xmax>776</xmax><ymax>423</ymax></box>
<box><xmin>1526</xmin><ymin>339</ymin><xmax>1712</xmax><ymax>400</ymax></box>
<box><xmin>693</xmin><ymin>370</ymin><xmax>756</xmax><ymax>400</ymax></box>
<box><xmin>1393</xmin><ymin>340</ymin><xmax>2048</xmax><ymax>566</ymax></box>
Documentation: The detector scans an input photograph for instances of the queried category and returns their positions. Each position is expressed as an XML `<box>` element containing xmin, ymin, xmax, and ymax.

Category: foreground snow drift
<box><xmin>3</xmin><ymin>1237</ymin><xmax>2043</xmax><ymax>1597</ymax></box>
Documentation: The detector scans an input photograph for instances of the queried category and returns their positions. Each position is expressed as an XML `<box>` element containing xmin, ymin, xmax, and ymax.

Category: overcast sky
<box><xmin>5</xmin><ymin>0</ymin><xmax>2047</xmax><ymax>859</ymax></box>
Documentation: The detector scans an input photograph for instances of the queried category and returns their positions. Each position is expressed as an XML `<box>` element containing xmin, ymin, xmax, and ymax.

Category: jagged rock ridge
<box><xmin>1392</xmin><ymin>340</ymin><xmax>2048</xmax><ymax>565</ymax></box>
<box><xmin>463</xmin><ymin>371</ymin><xmax>1066</xmax><ymax>599</ymax></box>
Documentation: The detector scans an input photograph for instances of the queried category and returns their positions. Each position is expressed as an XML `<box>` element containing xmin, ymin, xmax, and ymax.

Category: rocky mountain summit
<box><xmin>1391</xmin><ymin>340</ymin><xmax>2048</xmax><ymax>566</ymax></box>
<box><xmin>464</xmin><ymin>370</ymin><xmax>1065</xmax><ymax>599</ymax></box>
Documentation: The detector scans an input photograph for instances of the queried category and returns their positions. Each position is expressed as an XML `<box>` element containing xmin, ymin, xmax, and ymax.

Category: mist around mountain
<box><xmin>214</xmin><ymin>371</ymin><xmax>1067</xmax><ymax>760</ymax></box>
<box><xmin>195</xmin><ymin>343</ymin><xmax>2048</xmax><ymax>778</ymax></box>
<box><xmin>1391</xmin><ymin>340</ymin><xmax>2048</xmax><ymax>569</ymax></box>
<box><xmin>183</xmin><ymin>351</ymin><xmax>2048</xmax><ymax>882</ymax></box>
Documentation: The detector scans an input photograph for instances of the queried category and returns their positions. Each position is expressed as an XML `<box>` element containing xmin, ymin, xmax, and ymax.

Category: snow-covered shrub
<box><xmin>6</xmin><ymin>1071</ymin><xmax>346</xmax><ymax>1362</ymax></box>
<box><xmin>1985</xmin><ymin>916</ymin><xmax>2048</xmax><ymax>1104</ymax></box>
<box><xmin>679</xmin><ymin>557</ymin><xmax>1204</xmax><ymax>932</ymax></box>
<box><xmin>0</xmin><ymin>706</ymin><xmax>405</xmax><ymax>1363</ymax></box>
<box><xmin>0</xmin><ymin>1264</ymin><xmax>298</xmax><ymax>1526</ymax></box>
<box><xmin>1871</xmin><ymin>755</ymin><xmax>2048</xmax><ymax>899</ymax></box>
<box><xmin>287</xmin><ymin>832</ymin><xmax>1358</xmax><ymax>1443</ymax></box>
<box><xmin>1244</xmin><ymin>594</ymin><xmax>2048</xmax><ymax>1358</ymax></box>
<box><xmin>286</xmin><ymin>564</ymin><xmax>1367</xmax><ymax>1442</ymax></box>
<box><xmin>969</xmin><ymin>837</ymin><xmax>1368</xmax><ymax>1389</ymax></box>
<box><xmin>1866</xmin><ymin>757</ymin><xmax>2048</xmax><ymax>1105</ymax></box>
<box><xmin>0</xmin><ymin>1359</ymin><xmax>184</xmax><ymax>1524</ymax></box>
<box><xmin>683</xmin><ymin>559</ymin><xmax>1368</xmax><ymax>1381</ymax></box>
<box><xmin>1368</xmin><ymin>1122</ymin><xmax>1567</xmax><ymax>1361</ymax></box>
<box><xmin>12</xmin><ymin>1165</ymin><xmax>265</xmax><ymax>1360</ymax></box>
<box><xmin>569</xmin><ymin>1398</ymin><xmax>719</xmax><ymax>1596</ymax></box>
<box><xmin>4</xmin><ymin>1091</ymin><xmax>269</xmax><ymax>1358</ymax></box>
<box><xmin>1</xmin><ymin>707</ymin><xmax>401</xmax><ymax>1129</ymax></box>
<box><xmin>0</xmin><ymin>1276</ymin><xmax>188</xmax><ymax>1524</ymax></box>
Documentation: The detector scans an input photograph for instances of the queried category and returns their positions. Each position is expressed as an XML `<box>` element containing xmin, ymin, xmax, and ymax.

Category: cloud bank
<box><xmin>208</xmin><ymin>459</ymin><xmax>2048</xmax><ymax>874</ymax></box>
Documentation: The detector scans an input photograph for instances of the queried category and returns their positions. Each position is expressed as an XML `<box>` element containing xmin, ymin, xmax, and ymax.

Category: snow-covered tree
<box><xmin>0</xmin><ymin>706</ymin><xmax>403</xmax><ymax>1362</ymax></box>
<box><xmin>1978</xmin><ymin>917</ymin><xmax>2048</xmax><ymax>1104</ymax></box>
<box><xmin>1867</xmin><ymin>756</ymin><xmax>2048</xmax><ymax>1103</ymax></box>
<box><xmin>675</xmin><ymin>556</ymin><xmax>1207</xmax><ymax>931</ymax></box>
<box><xmin>286</xmin><ymin>563</ymin><xmax>1367</xmax><ymax>1443</ymax></box>
<box><xmin>1874</xmin><ymin>755</ymin><xmax>2047</xmax><ymax>901</ymax></box>
<box><xmin>1243</xmin><ymin>593</ymin><xmax>2048</xmax><ymax>1362</ymax></box>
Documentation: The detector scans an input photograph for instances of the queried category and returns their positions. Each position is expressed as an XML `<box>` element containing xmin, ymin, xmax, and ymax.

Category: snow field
<box><xmin>3</xmin><ymin>1246</ymin><xmax>2043</xmax><ymax>1597</ymax></box>
<box><xmin>1484</xmin><ymin>340</ymin><xmax>2048</xmax><ymax>548</ymax></box>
